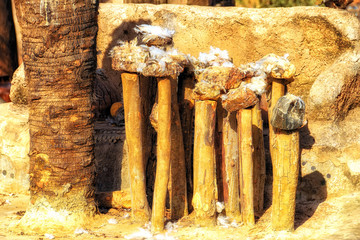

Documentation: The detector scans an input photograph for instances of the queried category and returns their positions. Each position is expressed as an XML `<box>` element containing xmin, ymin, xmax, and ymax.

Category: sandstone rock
<box><xmin>0</xmin><ymin>103</ymin><xmax>29</xmax><ymax>194</ymax></box>
<box><xmin>221</xmin><ymin>86</ymin><xmax>259</xmax><ymax>112</ymax></box>
<box><xmin>309</xmin><ymin>49</ymin><xmax>360</xmax><ymax>121</ymax></box>
<box><xmin>9</xmin><ymin>63</ymin><xmax>27</xmax><ymax>105</ymax></box>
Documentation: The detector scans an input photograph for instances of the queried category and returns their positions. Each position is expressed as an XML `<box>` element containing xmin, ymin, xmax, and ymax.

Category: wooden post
<box><xmin>168</xmin><ymin>77</ymin><xmax>188</xmax><ymax>220</ymax></box>
<box><xmin>178</xmin><ymin>73</ymin><xmax>195</xmax><ymax>212</ymax></box>
<box><xmin>121</xmin><ymin>73</ymin><xmax>151</xmax><ymax>222</ymax></box>
<box><xmin>193</xmin><ymin>100</ymin><xmax>217</xmax><ymax>227</ymax></box>
<box><xmin>252</xmin><ymin>101</ymin><xmax>266</xmax><ymax>215</ymax></box>
<box><xmin>237</xmin><ymin>107</ymin><xmax>255</xmax><ymax>226</ymax></box>
<box><xmin>269</xmin><ymin>80</ymin><xmax>300</xmax><ymax>231</ymax></box>
<box><xmin>222</xmin><ymin>110</ymin><xmax>241</xmax><ymax>221</ymax></box>
<box><xmin>151</xmin><ymin>77</ymin><xmax>172</xmax><ymax>232</ymax></box>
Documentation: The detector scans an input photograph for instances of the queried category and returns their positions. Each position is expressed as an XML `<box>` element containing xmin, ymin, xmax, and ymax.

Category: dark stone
<box><xmin>326</xmin><ymin>173</ymin><xmax>331</xmax><ymax>178</ymax></box>
<box><xmin>311</xmin><ymin>166</ymin><xmax>316</xmax><ymax>171</ymax></box>
<box><xmin>270</xmin><ymin>93</ymin><xmax>305</xmax><ymax>130</ymax></box>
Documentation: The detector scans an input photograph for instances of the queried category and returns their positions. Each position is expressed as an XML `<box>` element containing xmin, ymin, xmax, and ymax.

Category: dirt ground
<box><xmin>1</xmin><ymin>192</ymin><xmax>360</xmax><ymax>240</ymax></box>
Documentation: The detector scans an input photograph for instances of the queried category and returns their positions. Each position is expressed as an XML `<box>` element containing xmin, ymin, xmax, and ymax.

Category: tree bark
<box><xmin>222</xmin><ymin>110</ymin><xmax>241</xmax><ymax>220</ymax></box>
<box><xmin>151</xmin><ymin>77</ymin><xmax>172</xmax><ymax>232</ymax></box>
<box><xmin>121</xmin><ymin>72</ymin><xmax>151</xmax><ymax>222</ymax></box>
<box><xmin>12</xmin><ymin>0</ymin><xmax>98</xmax><ymax>234</ymax></box>
<box><xmin>193</xmin><ymin>100</ymin><xmax>217</xmax><ymax>227</ymax></box>
<box><xmin>252</xmin><ymin>102</ymin><xmax>266</xmax><ymax>215</ymax></box>
<box><xmin>237</xmin><ymin>108</ymin><xmax>255</xmax><ymax>226</ymax></box>
<box><xmin>269</xmin><ymin>80</ymin><xmax>299</xmax><ymax>231</ymax></box>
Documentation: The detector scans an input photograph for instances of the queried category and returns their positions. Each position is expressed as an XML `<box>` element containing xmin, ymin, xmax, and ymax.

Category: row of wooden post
<box><xmin>121</xmin><ymin>71</ymin><xmax>299</xmax><ymax>232</ymax></box>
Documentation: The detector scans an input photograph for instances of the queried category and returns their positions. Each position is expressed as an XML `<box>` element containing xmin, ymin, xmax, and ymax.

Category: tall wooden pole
<box><xmin>151</xmin><ymin>77</ymin><xmax>172</xmax><ymax>232</ymax></box>
<box><xmin>237</xmin><ymin>107</ymin><xmax>255</xmax><ymax>226</ymax></box>
<box><xmin>193</xmin><ymin>100</ymin><xmax>217</xmax><ymax>227</ymax></box>
<box><xmin>252</xmin><ymin>101</ymin><xmax>266</xmax><ymax>215</ymax></box>
<box><xmin>222</xmin><ymin>111</ymin><xmax>241</xmax><ymax>221</ymax></box>
<box><xmin>269</xmin><ymin>80</ymin><xmax>300</xmax><ymax>231</ymax></box>
<box><xmin>121</xmin><ymin>72</ymin><xmax>151</xmax><ymax>222</ymax></box>
<box><xmin>169</xmin><ymin>77</ymin><xmax>188</xmax><ymax>220</ymax></box>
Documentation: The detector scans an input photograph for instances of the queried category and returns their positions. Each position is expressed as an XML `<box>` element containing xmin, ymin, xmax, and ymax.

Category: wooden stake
<box><xmin>178</xmin><ymin>73</ymin><xmax>195</xmax><ymax>213</ymax></box>
<box><xmin>252</xmin><ymin>102</ymin><xmax>266</xmax><ymax>215</ymax></box>
<box><xmin>151</xmin><ymin>77</ymin><xmax>172</xmax><ymax>232</ymax></box>
<box><xmin>269</xmin><ymin>80</ymin><xmax>300</xmax><ymax>231</ymax></box>
<box><xmin>193</xmin><ymin>100</ymin><xmax>217</xmax><ymax>227</ymax></box>
<box><xmin>222</xmin><ymin>111</ymin><xmax>241</xmax><ymax>221</ymax></box>
<box><xmin>121</xmin><ymin>73</ymin><xmax>150</xmax><ymax>222</ymax></box>
<box><xmin>168</xmin><ymin>78</ymin><xmax>188</xmax><ymax>220</ymax></box>
<box><xmin>237</xmin><ymin>108</ymin><xmax>255</xmax><ymax>226</ymax></box>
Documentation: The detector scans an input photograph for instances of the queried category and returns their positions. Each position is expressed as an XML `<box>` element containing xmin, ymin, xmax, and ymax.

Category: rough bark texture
<box><xmin>12</xmin><ymin>0</ymin><xmax>98</xmax><ymax>234</ymax></box>
<box><xmin>193</xmin><ymin>100</ymin><xmax>217</xmax><ymax>227</ymax></box>
<box><xmin>222</xmin><ymin>110</ymin><xmax>241</xmax><ymax>220</ymax></box>
<box><xmin>237</xmin><ymin>108</ymin><xmax>255</xmax><ymax>226</ymax></box>
<box><xmin>168</xmin><ymin>77</ymin><xmax>188</xmax><ymax>220</ymax></box>
<box><xmin>121</xmin><ymin>72</ymin><xmax>150</xmax><ymax>221</ymax></box>
<box><xmin>151</xmin><ymin>77</ymin><xmax>172</xmax><ymax>232</ymax></box>
<box><xmin>269</xmin><ymin>80</ymin><xmax>300</xmax><ymax>231</ymax></box>
<box><xmin>252</xmin><ymin>102</ymin><xmax>266</xmax><ymax>215</ymax></box>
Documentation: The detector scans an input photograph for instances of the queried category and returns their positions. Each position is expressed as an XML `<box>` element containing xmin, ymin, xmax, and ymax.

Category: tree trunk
<box><xmin>252</xmin><ymin>102</ymin><xmax>266</xmax><ymax>215</ymax></box>
<box><xmin>13</xmin><ymin>0</ymin><xmax>98</xmax><ymax>234</ymax></box>
<box><xmin>269</xmin><ymin>80</ymin><xmax>299</xmax><ymax>231</ymax></box>
<box><xmin>237</xmin><ymin>108</ymin><xmax>255</xmax><ymax>226</ymax></box>
<box><xmin>193</xmin><ymin>100</ymin><xmax>217</xmax><ymax>227</ymax></box>
<box><xmin>121</xmin><ymin>72</ymin><xmax>151</xmax><ymax>222</ymax></box>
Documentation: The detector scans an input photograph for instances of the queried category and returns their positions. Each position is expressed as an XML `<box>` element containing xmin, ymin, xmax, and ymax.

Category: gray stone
<box><xmin>271</xmin><ymin>93</ymin><xmax>305</xmax><ymax>130</ymax></box>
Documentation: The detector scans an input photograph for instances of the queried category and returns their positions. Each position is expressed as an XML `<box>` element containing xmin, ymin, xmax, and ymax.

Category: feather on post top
<box><xmin>135</xmin><ymin>24</ymin><xmax>175</xmax><ymax>47</ymax></box>
<box><xmin>111</xmin><ymin>39</ymin><xmax>189</xmax><ymax>77</ymax></box>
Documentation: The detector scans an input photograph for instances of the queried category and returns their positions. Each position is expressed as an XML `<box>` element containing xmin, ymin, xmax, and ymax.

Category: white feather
<box><xmin>135</xmin><ymin>24</ymin><xmax>175</xmax><ymax>39</ymax></box>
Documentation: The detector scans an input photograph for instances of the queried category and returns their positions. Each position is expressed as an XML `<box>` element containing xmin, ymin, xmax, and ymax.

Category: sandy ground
<box><xmin>0</xmin><ymin>192</ymin><xmax>359</xmax><ymax>240</ymax></box>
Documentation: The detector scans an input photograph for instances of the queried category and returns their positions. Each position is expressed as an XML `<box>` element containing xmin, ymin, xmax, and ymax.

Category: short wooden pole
<box><xmin>151</xmin><ymin>77</ymin><xmax>172</xmax><ymax>232</ymax></box>
<box><xmin>121</xmin><ymin>72</ymin><xmax>150</xmax><ymax>222</ymax></box>
<box><xmin>193</xmin><ymin>100</ymin><xmax>217</xmax><ymax>227</ymax></box>
<box><xmin>269</xmin><ymin>80</ymin><xmax>300</xmax><ymax>231</ymax></box>
<box><xmin>237</xmin><ymin>107</ymin><xmax>255</xmax><ymax>226</ymax></box>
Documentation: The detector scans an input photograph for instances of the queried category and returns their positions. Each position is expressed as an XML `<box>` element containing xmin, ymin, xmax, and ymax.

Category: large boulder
<box><xmin>97</xmin><ymin>4</ymin><xmax>360</xmax><ymax>198</ymax></box>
